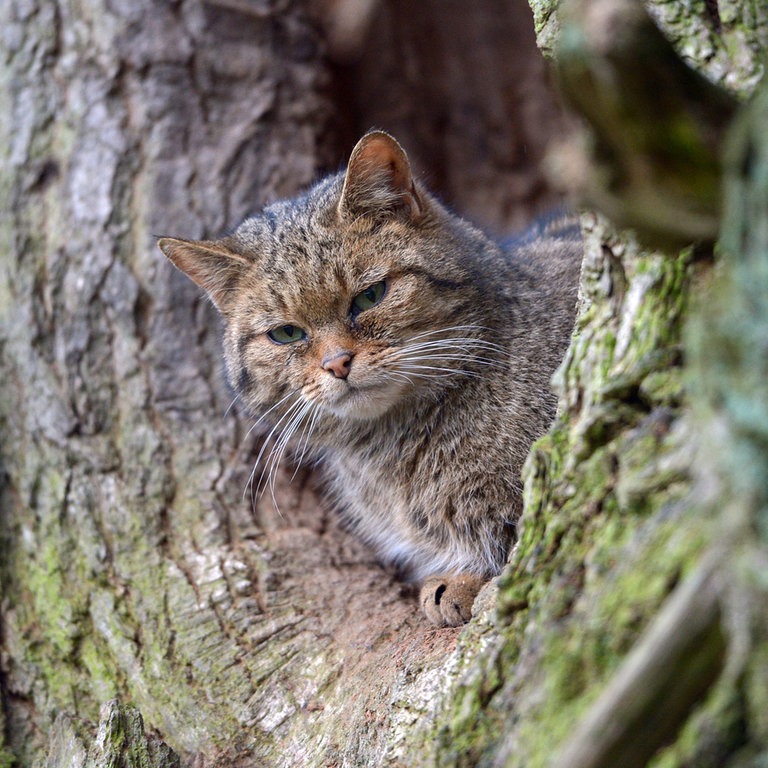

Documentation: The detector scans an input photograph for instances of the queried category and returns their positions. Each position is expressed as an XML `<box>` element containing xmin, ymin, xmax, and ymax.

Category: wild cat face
<box><xmin>159</xmin><ymin>132</ymin><xmax>498</xmax><ymax>426</ymax></box>
<box><xmin>225</xmin><ymin>221</ymin><xmax>493</xmax><ymax>423</ymax></box>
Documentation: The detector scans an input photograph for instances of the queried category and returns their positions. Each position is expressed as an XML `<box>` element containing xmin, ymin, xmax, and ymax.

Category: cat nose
<box><xmin>322</xmin><ymin>350</ymin><xmax>354</xmax><ymax>379</ymax></box>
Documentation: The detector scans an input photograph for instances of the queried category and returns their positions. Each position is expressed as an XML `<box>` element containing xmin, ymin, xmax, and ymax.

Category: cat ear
<box><xmin>158</xmin><ymin>237</ymin><xmax>249</xmax><ymax>312</ymax></box>
<box><xmin>338</xmin><ymin>131</ymin><xmax>423</xmax><ymax>222</ymax></box>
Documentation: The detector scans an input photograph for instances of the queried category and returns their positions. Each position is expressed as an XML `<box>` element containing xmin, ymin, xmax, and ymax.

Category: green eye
<box><xmin>351</xmin><ymin>280</ymin><xmax>386</xmax><ymax>316</ymax></box>
<box><xmin>267</xmin><ymin>324</ymin><xmax>307</xmax><ymax>344</ymax></box>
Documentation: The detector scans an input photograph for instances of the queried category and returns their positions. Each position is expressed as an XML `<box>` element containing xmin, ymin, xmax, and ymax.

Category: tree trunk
<box><xmin>1</xmin><ymin>1</ymin><xmax>766</xmax><ymax>767</ymax></box>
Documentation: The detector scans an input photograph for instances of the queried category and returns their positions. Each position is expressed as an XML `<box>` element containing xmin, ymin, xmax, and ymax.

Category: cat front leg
<box><xmin>419</xmin><ymin>573</ymin><xmax>486</xmax><ymax>626</ymax></box>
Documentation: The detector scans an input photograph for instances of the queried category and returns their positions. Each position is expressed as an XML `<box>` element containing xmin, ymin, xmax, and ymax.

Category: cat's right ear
<box><xmin>158</xmin><ymin>237</ymin><xmax>249</xmax><ymax>312</ymax></box>
<box><xmin>338</xmin><ymin>131</ymin><xmax>423</xmax><ymax>222</ymax></box>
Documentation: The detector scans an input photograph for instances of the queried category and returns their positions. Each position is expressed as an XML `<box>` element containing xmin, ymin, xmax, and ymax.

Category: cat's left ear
<box><xmin>158</xmin><ymin>237</ymin><xmax>249</xmax><ymax>312</ymax></box>
<box><xmin>338</xmin><ymin>131</ymin><xmax>423</xmax><ymax>222</ymax></box>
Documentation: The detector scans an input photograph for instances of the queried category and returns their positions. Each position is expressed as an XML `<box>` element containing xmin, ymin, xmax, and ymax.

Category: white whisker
<box><xmin>397</xmin><ymin>350</ymin><xmax>501</xmax><ymax>361</ymax></box>
<box><xmin>391</xmin><ymin>371</ymin><xmax>459</xmax><ymax>381</ymax></box>
<box><xmin>244</xmin><ymin>395</ymin><xmax>304</xmax><ymax>505</ymax></box>
<box><xmin>269</xmin><ymin>399</ymin><xmax>319</xmax><ymax>503</ymax></box>
<box><xmin>244</xmin><ymin>388</ymin><xmax>302</xmax><ymax>441</ymax></box>
<box><xmin>402</xmin><ymin>364</ymin><xmax>479</xmax><ymax>375</ymax></box>
<box><xmin>401</xmin><ymin>334</ymin><xmax>502</xmax><ymax>347</ymax></box>
<box><xmin>387</xmin><ymin>371</ymin><xmax>417</xmax><ymax>385</ymax></box>
<box><xmin>394</xmin><ymin>352</ymin><xmax>506</xmax><ymax>371</ymax></box>
<box><xmin>401</xmin><ymin>343</ymin><xmax>506</xmax><ymax>358</ymax></box>
<box><xmin>404</xmin><ymin>326</ymin><xmax>505</xmax><ymax>349</ymax></box>
<box><xmin>260</xmin><ymin>399</ymin><xmax>314</xmax><ymax>504</ymax></box>
<box><xmin>385</xmin><ymin>326</ymin><xmax>507</xmax><ymax>388</ymax></box>
<box><xmin>224</xmin><ymin>391</ymin><xmax>242</xmax><ymax>418</ymax></box>
<box><xmin>406</xmin><ymin>324</ymin><xmax>496</xmax><ymax>340</ymax></box>
<box><xmin>291</xmin><ymin>403</ymin><xmax>321</xmax><ymax>482</ymax></box>
<box><xmin>398</xmin><ymin>364</ymin><xmax>482</xmax><ymax>380</ymax></box>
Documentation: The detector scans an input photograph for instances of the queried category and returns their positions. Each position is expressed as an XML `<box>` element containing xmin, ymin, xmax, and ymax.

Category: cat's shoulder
<box><xmin>500</xmin><ymin>208</ymin><xmax>582</xmax><ymax>289</ymax></box>
<box><xmin>501</xmin><ymin>208</ymin><xmax>581</xmax><ymax>252</ymax></box>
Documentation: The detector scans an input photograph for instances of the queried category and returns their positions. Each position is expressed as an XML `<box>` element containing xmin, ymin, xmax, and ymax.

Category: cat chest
<box><xmin>323</xmin><ymin>446</ymin><xmax>466</xmax><ymax>541</ymax></box>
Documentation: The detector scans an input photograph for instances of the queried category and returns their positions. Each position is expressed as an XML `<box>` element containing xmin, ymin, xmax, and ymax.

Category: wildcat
<box><xmin>159</xmin><ymin>131</ymin><xmax>581</xmax><ymax>626</ymax></box>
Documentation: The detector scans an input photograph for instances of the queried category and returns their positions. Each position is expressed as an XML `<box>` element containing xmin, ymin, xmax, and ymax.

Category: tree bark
<box><xmin>1</xmin><ymin>0</ymin><xmax>767</xmax><ymax>767</ymax></box>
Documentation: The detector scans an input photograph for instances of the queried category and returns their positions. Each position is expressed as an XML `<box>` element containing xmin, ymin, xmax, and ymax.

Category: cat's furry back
<box><xmin>159</xmin><ymin>132</ymin><xmax>581</xmax><ymax>622</ymax></box>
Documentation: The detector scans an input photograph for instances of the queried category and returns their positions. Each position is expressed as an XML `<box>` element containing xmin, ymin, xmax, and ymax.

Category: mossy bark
<box><xmin>0</xmin><ymin>1</ymin><xmax>565</xmax><ymax>766</ymax></box>
<box><xmin>1</xmin><ymin>0</ymin><xmax>767</xmax><ymax>766</ymax></box>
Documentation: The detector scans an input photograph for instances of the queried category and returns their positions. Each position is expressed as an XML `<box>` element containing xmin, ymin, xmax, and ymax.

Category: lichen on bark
<box><xmin>673</xmin><ymin>76</ymin><xmax>768</xmax><ymax>768</ymax></box>
<box><xmin>44</xmin><ymin>700</ymin><xmax>181</xmax><ymax>768</ymax></box>
<box><xmin>529</xmin><ymin>0</ymin><xmax>767</xmax><ymax>93</ymax></box>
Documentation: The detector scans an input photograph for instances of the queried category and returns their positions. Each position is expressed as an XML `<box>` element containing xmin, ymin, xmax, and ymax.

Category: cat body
<box><xmin>160</xmin><ymin>132</ymin><xmax>581</xmax><ymax>625</ymax></box>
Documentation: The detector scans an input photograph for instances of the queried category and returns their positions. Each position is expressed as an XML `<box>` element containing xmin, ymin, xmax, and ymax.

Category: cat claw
<box><xmin>419</xmin><ymin>573</ymin><xmax>486</xmax><ymax>627</ymax></box>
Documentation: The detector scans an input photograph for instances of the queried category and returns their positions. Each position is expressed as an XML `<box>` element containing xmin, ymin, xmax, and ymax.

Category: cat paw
<box><xmin>419</xmin><ymin>573</ymin><xmax>486</xmax><ymax>627</ymax></box>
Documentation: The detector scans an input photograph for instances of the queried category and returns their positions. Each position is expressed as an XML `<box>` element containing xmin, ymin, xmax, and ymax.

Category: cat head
<box><xmin>159</xmin><ymin>131</ymin><xmax>497</xmax><ymax>423</ymax></box>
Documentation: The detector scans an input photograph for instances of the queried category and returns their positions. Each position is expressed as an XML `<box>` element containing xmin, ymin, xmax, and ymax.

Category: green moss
<box><xmin>85</xmin><ymin>700</ymin><xmax>181</xmax><ymax>767</ymax></box>
<box><xmin>651</xmin><ymin>682</ymin><xmax>749</xmax><ymax>768</ymax></box>
<box><xmin>79</xmin><ymin>626</ymin><xmax>122</xmax><ymax>703</ymax></box>
<box><xmin>640</xmin><ymin>369</ymin><xmax>684</xmax><ymax>406</ymax></box>
<box><xmin>25</xmin><ymin>539</ymin><xmax>80</xmax><ymax>656</ymax></box>
<box><xmin>432</xmin><ymin>406</ymin><xmax>697</xmax><ymax>766</ymax></box>
<box><xmin>510</xmin><ymin>502</ymin><xmax>710</xmax><ymax>767</ymax></box>
<box><xmin>527</xmin><ymin>0</ymin><xmax>565</xmax><ymax>57</ymax></box>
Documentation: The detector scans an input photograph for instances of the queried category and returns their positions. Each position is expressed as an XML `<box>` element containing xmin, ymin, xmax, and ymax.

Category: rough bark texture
<box><xmin>1</xmin><ymin>0</ymin><xmax>767</xmax><ymax>766</ymax></box>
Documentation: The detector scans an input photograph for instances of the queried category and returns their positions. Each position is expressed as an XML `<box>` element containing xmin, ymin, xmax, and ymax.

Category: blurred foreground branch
<box><xmin>553</xmin><ymin>32</ymin><xmax>768</xmax><ymax>768</ymax></box>
<box><xmin>550</xmin><ymin>0</ymin><xmax>740</xmax><ymax>246</ymax></box>
<box><xmin>555</xmin><ymin>557</ymin><xmax>725</xmax><ymax>768</ymax></box>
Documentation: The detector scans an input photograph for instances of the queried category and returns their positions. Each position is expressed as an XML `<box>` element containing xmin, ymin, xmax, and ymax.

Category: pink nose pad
<box><xmin>322</xmin><ymin>351</ymin><xmax>354</xmax><ymax>379</ymax></box>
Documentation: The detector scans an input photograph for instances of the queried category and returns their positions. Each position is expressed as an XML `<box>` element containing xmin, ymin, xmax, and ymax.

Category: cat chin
<box><xmin>323</xmin><ymin>384</ymin><xmax>404</xmax><ymax>421</ymax></box>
